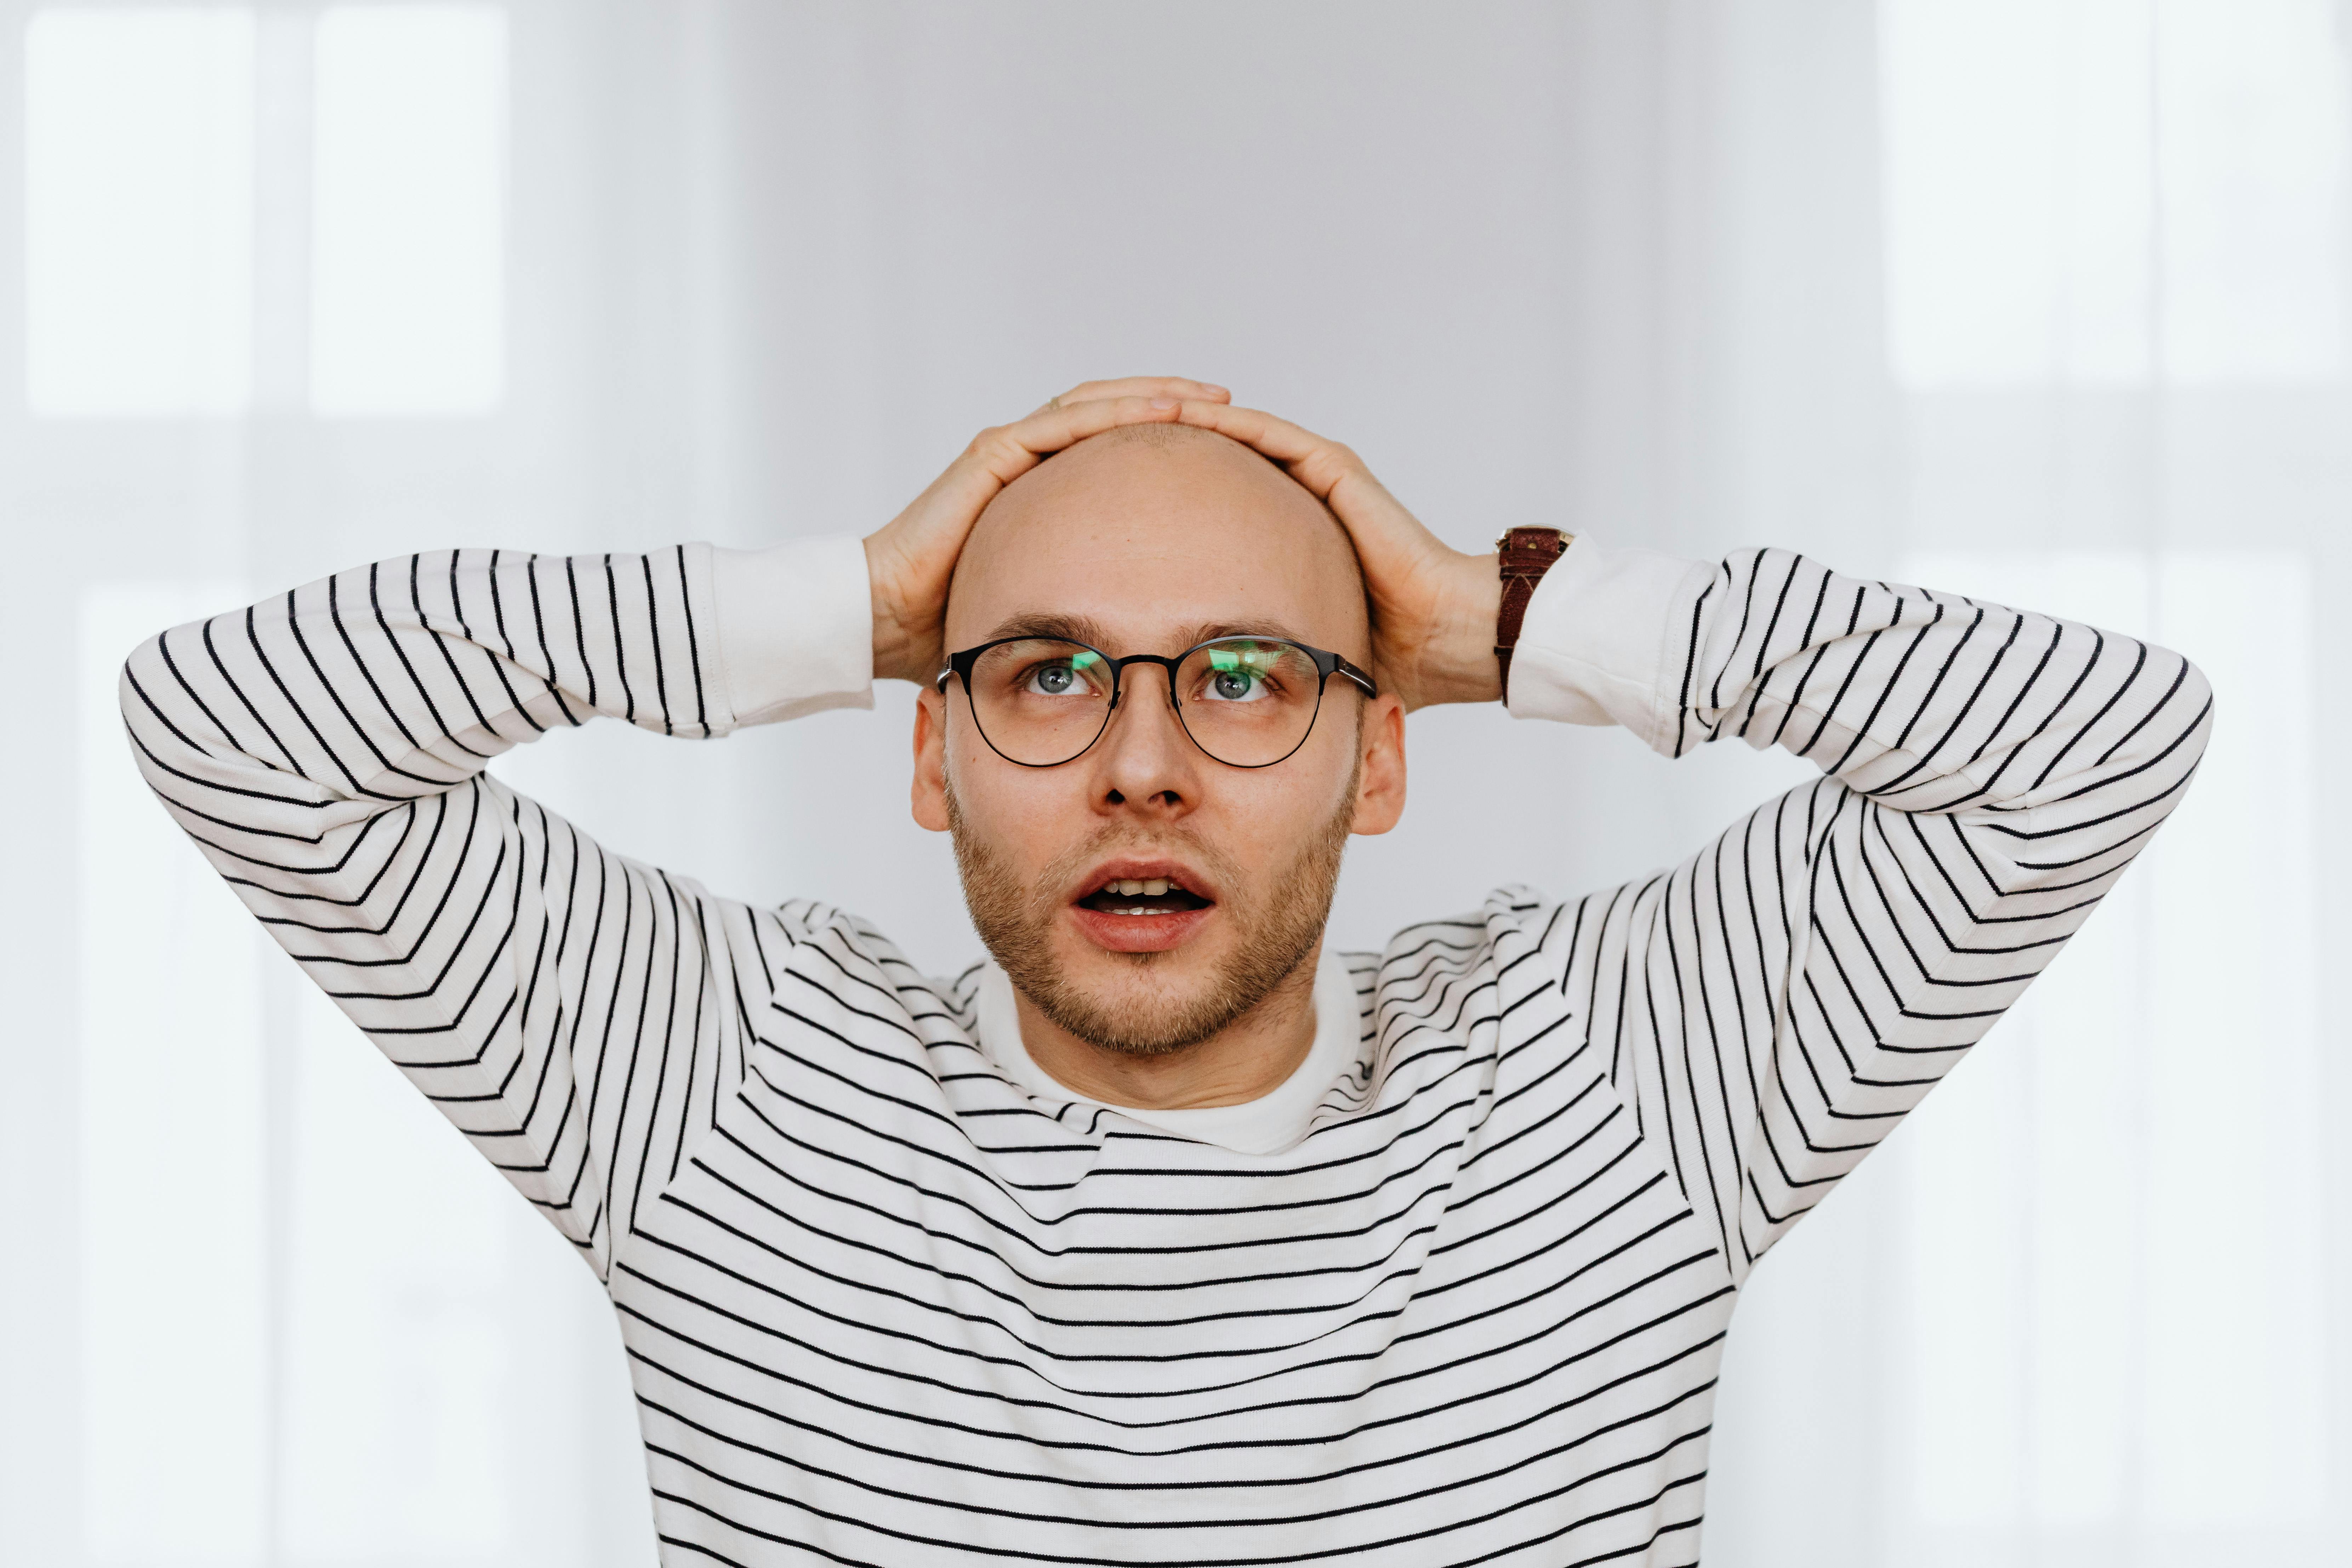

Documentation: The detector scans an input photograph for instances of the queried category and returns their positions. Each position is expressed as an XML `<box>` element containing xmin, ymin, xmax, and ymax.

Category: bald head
<box><xmin>945</xmin><ymin>424</ymin><xmax>1372</xmax><ymax>666</ymax></box>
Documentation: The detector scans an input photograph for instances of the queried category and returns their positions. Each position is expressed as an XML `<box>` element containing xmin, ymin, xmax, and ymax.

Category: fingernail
<box><xmin>1151</xmin><ymin>398</ymin><xmax>1179</xmax><ymax>410</ymax></box>
<box><xmin>1205</xmin><ymin>385</ymin><xmax>1230</xmax><ymax>396</ymax></box>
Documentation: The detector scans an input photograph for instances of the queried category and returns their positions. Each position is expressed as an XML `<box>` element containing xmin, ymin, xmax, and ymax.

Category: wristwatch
<box><xmin>1494</xmin><ymin>527</ymin><xmax>1573</xmax><ymax>702</ymax></box>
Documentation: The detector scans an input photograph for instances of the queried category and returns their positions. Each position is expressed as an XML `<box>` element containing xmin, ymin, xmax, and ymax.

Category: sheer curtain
<box><xmin>0</xmin><ymin>3</ymin><xmax>2340</xmax><ymax>1564</ymax></box>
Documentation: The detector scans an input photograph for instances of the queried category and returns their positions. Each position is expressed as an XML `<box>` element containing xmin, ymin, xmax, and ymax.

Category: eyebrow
<box><xmin>979</xmin><ymin>614</ymin><xmax>1322</xmax><ymax>652</ymax></box>
<box><xmin>986</xmin><ymin>611</ymin><xmax>1113</xmax><ymax>646</ymax></box>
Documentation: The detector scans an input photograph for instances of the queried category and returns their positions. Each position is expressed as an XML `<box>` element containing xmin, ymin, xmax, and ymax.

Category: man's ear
<box><xmin>1349</xmin><ymin>694</ymin><xmax>1407</xmax><ymax>836</ymax></box>
<box><xmin>911</xmin><ymin>688</ymin><xmax>951</xmax><ymax>833</ymax></box>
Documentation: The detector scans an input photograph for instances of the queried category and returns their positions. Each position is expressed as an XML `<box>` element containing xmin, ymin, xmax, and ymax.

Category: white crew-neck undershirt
<box><xmin>972</xmin><ymin>948</ymin><xmax>1362</xmax><ymax>1156</ymax></box>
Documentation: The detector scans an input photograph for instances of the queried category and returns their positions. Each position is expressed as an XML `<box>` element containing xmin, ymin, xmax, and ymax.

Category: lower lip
<box><xmin>1067</xmin><ymin>903</ymin><xmax>1216</xmax><ymax>953</ymax></box>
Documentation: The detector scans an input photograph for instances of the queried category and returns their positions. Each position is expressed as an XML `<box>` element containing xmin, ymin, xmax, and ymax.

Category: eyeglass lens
<box><xmin>963</xmin><ymin>637</ymin><xmax>1328</xmax><ymax>767</ymax></box>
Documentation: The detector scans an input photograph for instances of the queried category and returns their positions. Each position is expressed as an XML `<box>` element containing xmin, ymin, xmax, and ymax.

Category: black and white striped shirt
<box><xmin>121</xmin><ymin>533</ymin><xmax>2210</xmax><ymax>1566</ymax></box>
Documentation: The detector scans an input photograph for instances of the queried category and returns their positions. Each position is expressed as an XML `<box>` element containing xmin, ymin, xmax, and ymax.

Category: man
<box><xmin>125</xmin><ymin>377</ymin><xmax>2209</xmax><ymax>1565</ymax></box>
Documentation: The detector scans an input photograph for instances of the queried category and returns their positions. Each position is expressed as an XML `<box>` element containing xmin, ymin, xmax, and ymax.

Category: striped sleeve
<box><xmin>118</xmin><ymin>538</ymin><xmax>874</xmax><ymax>1278</ymax></box>
<box><xmin>1508</xmin><ymin>539</ymin><xmax>2213</xmax><ymax>1282</ymax></box>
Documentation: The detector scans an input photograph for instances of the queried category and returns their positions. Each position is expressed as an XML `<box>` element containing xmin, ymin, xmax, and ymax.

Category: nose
<box><xmin>1089</xmin><ymin>663</ymin><xmax>1201</xmax><ymax>816</ymax></box>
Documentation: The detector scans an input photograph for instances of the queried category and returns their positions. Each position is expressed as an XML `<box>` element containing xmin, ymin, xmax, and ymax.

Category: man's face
<box><xmin>911</xmin><ymin>425</ymin><xmax>1407</xmax><ymax>1055</ymax></box>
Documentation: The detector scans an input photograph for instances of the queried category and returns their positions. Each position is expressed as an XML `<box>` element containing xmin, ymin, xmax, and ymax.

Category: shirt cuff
<box><xmin>708</xmin><ymin>535</ymin><xmax>876</xmax><ymax>729</ymax></box>
<box><xmin>1502</xmin><ymin>535</ymin><xmax>1714</xmax><ymax>755</ymax></box>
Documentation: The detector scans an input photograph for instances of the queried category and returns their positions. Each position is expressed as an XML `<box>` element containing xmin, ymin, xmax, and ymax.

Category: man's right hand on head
<box><xmin>863</xmin><ymin>376</ymin><xmax>1231</xmax><ymax>685</ymax></box>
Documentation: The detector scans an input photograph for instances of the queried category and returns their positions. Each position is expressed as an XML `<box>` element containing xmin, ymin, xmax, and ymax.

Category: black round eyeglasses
<box><xmin>937</xmin><ymin>634</ymin><xmax>1377</xmax><ymax>769</ymax></box>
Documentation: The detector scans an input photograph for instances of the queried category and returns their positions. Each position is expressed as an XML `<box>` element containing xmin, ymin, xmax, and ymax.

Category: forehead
<box><xmin>945</xmin><ymin>427</ymin><xmax>1366</xmax><ymax>657</ymax></box>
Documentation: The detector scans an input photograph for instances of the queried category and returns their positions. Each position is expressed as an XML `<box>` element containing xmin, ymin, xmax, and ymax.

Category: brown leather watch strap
<box><xmin>1494</xmin><ymin>527</ymin><xmax>1572</xmax><ymax>702</ymax></box>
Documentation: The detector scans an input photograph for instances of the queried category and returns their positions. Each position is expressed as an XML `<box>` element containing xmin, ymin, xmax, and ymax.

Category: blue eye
<box><xmin>1190</xmin><ymin>643</ymin><xmax>1300</xmax><ymax>706</ymax></box>
<box><xmin>1210</xmin><ymin>669</ymin><xmax>1260</xmax><ymax>701</ymax></box>
<box><xmin>1023</xmin><ymin>652</ymin><xmax>1106</xmax><ymax>698</ymax></box>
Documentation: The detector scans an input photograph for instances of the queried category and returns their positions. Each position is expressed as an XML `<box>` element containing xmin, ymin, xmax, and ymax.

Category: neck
<box><xmin>1013</xmin><ymin>945</ymin><xmax>1323</xmax><ymax>1111</ymax></box>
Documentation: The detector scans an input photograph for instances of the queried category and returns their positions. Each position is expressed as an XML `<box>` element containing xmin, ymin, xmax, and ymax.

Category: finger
<box><xmin>1173</xmin><ymin>401</ymin><xmax>1448</xmax><ymax>555</ymax></box>
<box><xmin>1056</xmin><ymin>376</ymin><xmax>1230</xmax><ymax>405</ymax></box>
<box><xmin>967</xmin><ymin>394</ymin><xmax>1186</xmax><ymax>486</ymax></box>
<box><xmin>1029</xmin><ymin>376</ymin><xmax>1230</xmax><ymax>417</ymax></box>
<box><xmin>1168</xmin><ymin>402</ymin><xmax>1359</xmax><ymax>498</ymax></box>
<box><xmin>902</xmin><ymin>394</ymin><xmax>1186</xmax><ymax>539</ymax></box>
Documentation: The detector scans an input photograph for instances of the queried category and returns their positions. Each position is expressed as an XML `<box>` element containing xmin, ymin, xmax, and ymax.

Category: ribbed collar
<box><xmin>972</xmin><ymin>948</ymin><xmax>1360</xmax><ymax>1156</ymax></box>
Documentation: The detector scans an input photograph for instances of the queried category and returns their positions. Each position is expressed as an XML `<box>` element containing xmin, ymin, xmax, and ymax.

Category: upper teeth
<box><xmin>1109</xmin><ymin>878</ymin><xmax>1171</xmax><ymax>897</ymax></box>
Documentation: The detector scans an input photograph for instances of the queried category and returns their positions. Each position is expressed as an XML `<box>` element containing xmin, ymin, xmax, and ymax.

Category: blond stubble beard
<box><xmin>946</xmin><ymin>770</ymin><xmax>1356</xmax><ymax>1058</ymax></box>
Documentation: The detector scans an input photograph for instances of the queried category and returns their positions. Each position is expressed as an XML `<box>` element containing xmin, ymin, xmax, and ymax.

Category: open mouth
<box><xmin>1067</xmin><ymin>863</ymin><xmax>1217</xmax><ymax>954</ymax></box>
<box><xmin>1076</xmin><ymin>876</ymin><xmax>1213</xmax><ymax>917</ymax></box>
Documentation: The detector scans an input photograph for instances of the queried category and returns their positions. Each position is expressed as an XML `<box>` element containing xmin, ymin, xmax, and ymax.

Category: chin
<box><xmin>1031</xmin><ymin>937</ymin><xmax>1243</xmax><ymax>1057</ymax></box>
